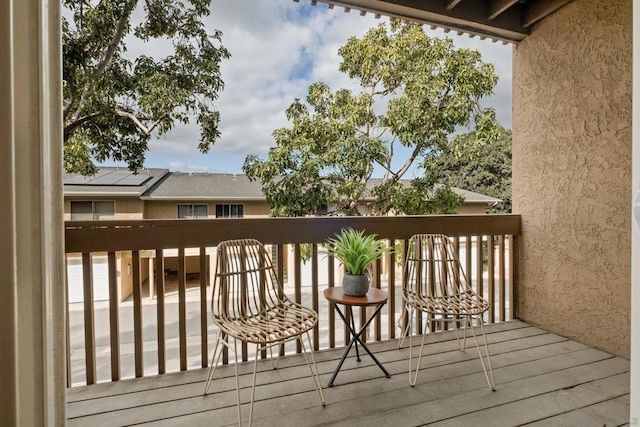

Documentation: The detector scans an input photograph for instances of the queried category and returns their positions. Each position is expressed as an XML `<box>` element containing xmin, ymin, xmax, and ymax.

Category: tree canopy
<box><xmin>243</xmin><ymin>21</ymin><xmax>499</xmax><ymax>217</ymax></box>
<box><xmin>428</xmin><ymin>125</ymin><xmax>512</xmax><ymax>213</ymax></box>
<box><xmin>63</xmin><ymin>0</ymin><xmax>230</xmax><ymax>175</ymax></box>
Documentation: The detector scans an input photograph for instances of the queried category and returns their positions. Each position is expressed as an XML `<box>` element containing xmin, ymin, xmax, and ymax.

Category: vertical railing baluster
<box><xmin>476</xmin><ymin>235</ymin><xmax>484</xmax><ymax>324</ymax></box>
<box><xmin>155</xmin><ymin>250</ymin><xmax>165</xmax><ymax>375</ymax></box>
<box><xmin>259</xmin><ymin>247</ymin><xmax>267</xmax><ymax>360</ymax></box>
<box><xmin>178</xmin><ymin>247</ymin><xmax>187</xmax><ymax>369</ymax></box>
<box><xmin>82</xmin><ymin>252</ymin><xmax>96</xmax><ymax>385</ymax></box>
<box><xmin>328</xmin><ymin>252</ymin><xmax>335</xmax><ymax>349</ymax></box>
<box><xmin>311</xmin><ymin>243</ymin><xmax>319</xmax><ymax>351</ymax></box>
<box><xmin>509</xmin><ymin>235</ymin><xmax>517</xmax><ymax>320</ymax></box>
<box><xmin>426</xmin><ymin>239</ymin><xmax>435</xmax><ymax>333</ymax></box>
<box><xmin>65</xmin><ymin>256</ymin><xmax>71</xmax><ymax>387</ymax></box>
<box><xmin>200</xmin><ymin>247</ymin><xmax>208</xmax><ymax>368</ymax></box>
<box><xmin>294</xmin><ymin>244</ymin><xmax>302</xmax><ymax>353</ymax></box>
<box><xmin>277</xmin><ymin>244</ymin><xmax>285</xmax><ymax>357</ymax></box>
<box><xmin>375</xmin><ymin>257</ymin><xmax>382</xmax><ymax>341</ymax></box>
<box><xmin>387</xmin><ymin>239</ymin><xmax>396</xmax><ymax>339</ymax></box>
<box><xmin>464</xmin><ymin>234</ymin><xmax>472</xmax><ymax>330</ymax></box>
<box><xmin>108</xmin><ymin>251</ymin><xmax>119</xmax><ymax>381</ymax></box>
<box><xmin>499</xmin><ymin>236</ymin><xmax>506</xmax><ymax>321</ymax></box>
<box><xmin>453</xmin><ymin>236</ymin><xmax>461</xmax><ymax>331</ymax></box>
<box><xmin>487</xmin><ymin>236</ymin><xmax>495</xmax><ymax>324</ymax></box>
<box><xmin>401</xmin><ymin>239</ymin><xmax>410</xmax><ymax>339</ymax></box>
<box><xmin>132</xmin><ymin>250</ymin><xmax>143</xmax><ymax>378</ymax></box>
<box><xmin>465</xmin><ymin>235</ymin><xmax>472</xmax><ymax>289</ymax></box>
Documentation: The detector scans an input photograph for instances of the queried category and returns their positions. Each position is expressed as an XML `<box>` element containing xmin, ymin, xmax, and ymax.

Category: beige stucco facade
<box><xmin>454</xmin><ymin>203</ymin><xmax>493</xmax><ymax>215</ymax></box>
<box><xmin>143</xmin><ymin>199</ymin><xmax>271</xmax><ymax>219</ymax></box>
<box><xmin>64</xmin><ymin>197</ymin><xmax>488</xmax><ymax>220</ymax></box>
<box><xmin>513</xmin><ymin>0</ymin><xmax>632</xmax><ymax>357</ymax></box>
<box><xmin>63</xmin><ymin>197</ymin><xmax>145</xmax><ymax>220</ymax></box>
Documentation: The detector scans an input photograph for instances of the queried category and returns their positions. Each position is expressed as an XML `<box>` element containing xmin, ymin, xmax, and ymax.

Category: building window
<box><xmin>177</xmin><ymin>204</ymin><xmax>208</xmax><ymax>219</ymax></box>
<box><xmin>70</xmin><ymin>201</ymin><xmax>115</xmax><ymax>220</ymax></box>
<box><xmin>215</xmin><ymin>204</ymin><xmax>244</xmax><ymax>218</ymax></box>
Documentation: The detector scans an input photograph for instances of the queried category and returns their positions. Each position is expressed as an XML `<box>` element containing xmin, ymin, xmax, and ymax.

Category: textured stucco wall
<box><xmin>455</xmin><ymin>203</ymin><xmax>489</xmax><ymax>215</ymax></box>
<box><xmin>63</xmin><ymin>197</ymin><xmax>144</xmax><ymax>220</ymax></box>
<box><xmin>513</xmin><ymin>0</ymin><xmax>632</xmax><ymax>357</ymax></box>
<box><xmin>143</xmin><ymin>200</ymin><xmax>270</xmax><ymax>219</ymax></box>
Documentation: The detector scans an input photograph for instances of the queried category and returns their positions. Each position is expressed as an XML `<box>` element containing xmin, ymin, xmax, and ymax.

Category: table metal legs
<box><xmin>328</xmin><ymin>303</ymin><xmax>391</xmax><ymax>387</ymax></box>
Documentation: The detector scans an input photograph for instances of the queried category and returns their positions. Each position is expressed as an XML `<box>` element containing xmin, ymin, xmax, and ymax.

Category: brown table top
<box><xmin>323</xmin><ymin>286</ymin><xmax>388</xmax><ymax>306</ymax></box>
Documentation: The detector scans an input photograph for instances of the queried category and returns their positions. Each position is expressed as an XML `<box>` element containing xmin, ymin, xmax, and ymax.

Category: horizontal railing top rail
<box><xmin>65</xmin><ymin>214</ymin><xmax>521</xmax><ymax>253</ymax></box>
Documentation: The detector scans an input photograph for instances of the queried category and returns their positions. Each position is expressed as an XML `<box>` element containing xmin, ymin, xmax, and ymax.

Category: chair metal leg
<box><xmin>205</xmin><ymin>334</ymin><xmax>325</xmax><ymax>426</ymax></box>
<box><xmin>203</xmin><ymin>334</ymin><xmax>245</xmax><ymax>425</ymax></box>
<box><xmin>397</xmin><ymin>303</ymin><xmax>411</xmax><ymax>349</ymax></box>
<box><xmin>203</xmin><ymin>332</ymin><xmax>226</xmax><ymax>395</ymax></box>
<box><xmin>269</xmin><ymin>345</ymin><xmax>281</xmax><ymax>369</ymax></box>
<box><xmin>453</xmin><ymin>315</ymin><xmax>470</xmax><ymax>351</ymax></box>
<box><xmin>299</xmin><ymin>332</ymin><xmax>326</xmax><ymax>406</ymax></box>
<box><xmin>469</xmin><ymin>316</ymin><xmax>496</xmax><ymax>391</ymax></box>
<box><xmin>232</xmin><ymin>339</ymin><xmax>243</xmax><ymax>426</ymax></box>
<box><xmin>247</xmin><ymin>343</ymin><xmax>261</xmax><ymax>426</ymax></box>
<box><xmin>407</xmin><ymin>308</ymin><xmax>428</xmax><ymax>387</ymax></box>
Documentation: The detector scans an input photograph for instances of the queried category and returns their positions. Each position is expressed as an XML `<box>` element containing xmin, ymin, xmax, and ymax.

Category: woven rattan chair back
<box><xmin>203</xmin><ymin>239</ymin><xmax>324</xmax><ymax>426</ymax></box>
<box><xmin>212</xmin><ymin>239</ymin><xmax>287</xmax><ymax>339</ymax></box>
<box><xmin>400</xmin><ymin>234</ymin><xmax>495</xmax><ymax>390</ymax></box>
<box><xmin>403</xmin><ymin>234</ymin><xmax>489</xmax><ymax>316</ymax></box>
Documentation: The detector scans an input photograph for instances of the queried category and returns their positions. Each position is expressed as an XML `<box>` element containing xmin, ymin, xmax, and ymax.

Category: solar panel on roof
<box><xmin>63</xmin><ymin>169</ymin><xmax>154</xmax><ymax>186</ymax></box>
<box><xmin>87</xmin><ymin>169</ymin><xmax>141</xmax><ymax>185</ymax></box>
<box><xmin>64</xmin><ymin>174</ymin><xmax>92</xmax><ymax>185</ymax></box>
<box><xmin>116</xmin><ymin>174</ymin><xmax>152</xmax><ymax>186</ymax></box>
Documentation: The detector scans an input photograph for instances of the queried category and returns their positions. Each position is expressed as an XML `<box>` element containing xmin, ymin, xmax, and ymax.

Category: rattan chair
<box><xmin>203</xmin><ymin>239</ymin><xmax>325</xmax><ymax>426</ymax></box>
<box><xmin>399</xmin><ymin>234</ymin><xmax>495</xmax><ymax>390</ymax></box>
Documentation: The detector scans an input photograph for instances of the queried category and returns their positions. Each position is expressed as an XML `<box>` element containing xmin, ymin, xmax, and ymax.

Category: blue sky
<box><xmin>100</xmin><ymin>0</ymin><xmax>513</xmax><ymax>176</ymax></box>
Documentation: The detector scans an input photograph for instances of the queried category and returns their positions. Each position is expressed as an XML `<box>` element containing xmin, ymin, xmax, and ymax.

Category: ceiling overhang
<box><xmin>304</xmin><ymin>0</ymin><xmax>575</xmax><ymax>43</ymax></box>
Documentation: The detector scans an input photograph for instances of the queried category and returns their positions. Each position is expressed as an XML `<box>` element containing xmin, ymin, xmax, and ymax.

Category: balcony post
<box><xmin>0</xmin><ymin>0</ymin><xmax>65</xmax><ymax>425</ymax></box>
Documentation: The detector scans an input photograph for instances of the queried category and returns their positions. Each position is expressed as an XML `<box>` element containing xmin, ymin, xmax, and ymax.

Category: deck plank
<box><xmin>66</xmin><ymin>320</ymin><xmax>532</xmax><ymax>402</ymax></box>
<box><xmin>65</xmin><ymin>321</ymin><xmax>631</xmax><ymax>427</ymax></box>
<box><xmin>66</xmin><ymin>325</ymin><xmax>563</xmax><ymax>420</ymax></box>
<box><xmin>520</xmin><ymin>395</ymin><xmax>631</xmax><ymax>427</ymax></box>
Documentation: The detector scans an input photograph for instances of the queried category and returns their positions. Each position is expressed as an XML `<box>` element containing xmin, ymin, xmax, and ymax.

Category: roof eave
<box><xmin>139</xmin><ymin>196</ymin><xmax>266</xmax><ymax>201</ymax></box>
<box><xmin>316</xmin><ymin>0</ymin><xmax>528</xmax><ymax>43</ymax></box>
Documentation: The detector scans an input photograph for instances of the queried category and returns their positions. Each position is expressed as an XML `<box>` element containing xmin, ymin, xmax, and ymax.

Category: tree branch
<box><xmin>64</xmin><ymin>112</ymin><xmax>103</xmax><ymax>140</ymax></box>
<box><xmin>63</xmin><ymin>77</ymin><xmax>77</xmax><ymax>120</ymax></box>
<box><xmin>115</xmin><ymin>109</ymin><xmax>169</xmax><ymax>134</ymax></box>
<box><xmin>94</xmin><ymin>0</ymin><xmax>138</xmax><ymax>78</ymax></box>
<box><xmin>70</xmin><ymin>0</ymin><xmax>138</xmax><ymax>123</ymax></box>
<box><xmin>394</xmin><ymin>87</ymin><xmax>451</xmax><ymax>180</ymax></box>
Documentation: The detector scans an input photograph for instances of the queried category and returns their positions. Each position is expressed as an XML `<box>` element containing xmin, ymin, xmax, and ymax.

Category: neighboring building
<box><xmin>63</xmin><ymin>167</ymin><xmax>501</xmax><ymax>303</ymax></box>
<box><xmin>63</xmin><ymin>167</ymin><xmax>170</xmax><ymax>221</ymax></box>
<box><xmin>64</xmin><ymin>167</ymin><xmax>501</xmax><ymax>220</ymax></box>
<box><xmin>141</xmin><ymin>172</ymin><xmax>271</xmax><ymax>219</ymax></box>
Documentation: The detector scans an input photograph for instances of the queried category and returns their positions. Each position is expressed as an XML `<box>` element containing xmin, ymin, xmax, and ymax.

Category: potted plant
<box><xmin>325</xmin><ymin>228</ymin><xmax>387</xmax><ymax>296</ymax></box>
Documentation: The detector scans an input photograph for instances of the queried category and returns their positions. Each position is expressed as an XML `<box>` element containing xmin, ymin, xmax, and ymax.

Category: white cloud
<box><xmin>126</xmin><ymin>0</ymin><xmax>513</xmax><ymax>173</ymax></box>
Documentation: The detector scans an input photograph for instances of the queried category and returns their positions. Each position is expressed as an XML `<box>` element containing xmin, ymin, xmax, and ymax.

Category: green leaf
<box><xmin>62</xmin><ymin>0</ymin><xmax>230</xmax><ymax>173</ymax></box>
<box><xmin>243</xmin><ymin>21</ymin><xmax>499</xmax><ymax>217</ymax></box>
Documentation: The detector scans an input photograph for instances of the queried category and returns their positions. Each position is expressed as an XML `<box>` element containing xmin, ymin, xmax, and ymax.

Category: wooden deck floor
<box><xmin>66</xmin><ymin>321</ymin><xmax>630</xmax><ymax>426</ymax></box>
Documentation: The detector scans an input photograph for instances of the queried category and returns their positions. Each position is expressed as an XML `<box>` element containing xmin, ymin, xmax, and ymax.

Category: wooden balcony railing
<box><xmin>64</xmin><ymin>214</ymin><xmax>521</xmax><ymax>386</ymax></box>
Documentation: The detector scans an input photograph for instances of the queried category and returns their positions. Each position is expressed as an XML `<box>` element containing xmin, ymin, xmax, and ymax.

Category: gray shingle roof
<box><xmin>64</xmin><ymin>168</ymin><xmax>499</xmax><ymax>205</ymax></box>
<box><xmin>142</xmin><ymin>172</ymin><xmax>500</xmax><ymax>204</ymax></box>
<box><xmin>142</xmin><ymin>172</ymin><xmax>264</xmax><ymax>200</ymax></box>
